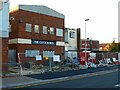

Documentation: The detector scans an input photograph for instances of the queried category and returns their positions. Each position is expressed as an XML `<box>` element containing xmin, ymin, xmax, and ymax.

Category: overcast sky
<box><xmin>10</xmin><ymin>0</ymin><xmax>119</xmax><ymax>43</ymax></box>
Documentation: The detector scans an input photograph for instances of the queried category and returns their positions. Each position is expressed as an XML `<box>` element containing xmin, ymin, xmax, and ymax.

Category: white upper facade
<box><xmin>65</xmin><ymin>28</ymin><xmax>77</xmax><ymax>51</ymax></box>
<box><xmin>0</xmin><ymin>0</ymin><xmax>9</xmax><ymax>38</ymax></box>
<box><xmin>11</xmin><ymin>5</ymin><xmax>65</xmax><ymax>19</ymax></box>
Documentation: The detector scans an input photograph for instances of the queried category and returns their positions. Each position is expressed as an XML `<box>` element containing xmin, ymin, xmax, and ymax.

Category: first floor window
<box><xmin>43</xmin><ymin>26</ymin><xmax>47</xmax><ymax>34</ymax></box>
<box><xmin>26</xmin><ymin>23</ymin><xmax>32</xmax><ymax>32</ymax></box>
<box><xmin>9</xmin><ymin>25</ymin><xmax>11</xmax><ymax>32</ymax></box>
<box><xmin>70</xmin><ymin>31</ymin><xmax>75</xmax><ymax>38</ymax></box>
<box><xmin>34</xmin><ymin>25</ymin><xmax>39</xmax><ymax>33</ymax></box>
<box><xmin>56</xmin><ymin>28</ymin><xmax>63</xmax><ymax>36</ymax></box>
<box><xmin>49</xmin><ymin>27</ymin><xmax>54</xmax><ymax>35</ymax></box>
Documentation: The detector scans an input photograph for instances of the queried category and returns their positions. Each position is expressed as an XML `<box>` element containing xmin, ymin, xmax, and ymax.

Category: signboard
<box><xmin>36</xmin><ymin>55</ymin><xmax>42</xmax><ymax>61</ymax></box>
<box><xmin>0</xmin><ymin>0</ymin><xmax>2</xmax><ymax>10</ymax></box>
<box><xmin>53</xmin><ymin>55</ymin><xmax>60</xmax><ymax>62</ymax></box>
<box><xmin>32</xmin><ymin>39</ymin><xmax>56</xmax><ymax>46</ymax></box>
<box><xmin>45</xmin><ymin>55</ymin><xmax>49</xmax><ymax>60</ymax></box>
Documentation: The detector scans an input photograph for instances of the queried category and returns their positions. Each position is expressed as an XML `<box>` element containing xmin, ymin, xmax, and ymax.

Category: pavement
<box><xmin>0</xmin><ymin>64</ymin><xmax>119</xmax><ymax>89</ymax></box>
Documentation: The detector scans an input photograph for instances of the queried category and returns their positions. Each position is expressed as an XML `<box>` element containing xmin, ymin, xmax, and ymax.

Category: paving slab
<box><xmin>1</xmin><ymin>76</ymin><xmax>39</xmax><ymax>88</ymax></box>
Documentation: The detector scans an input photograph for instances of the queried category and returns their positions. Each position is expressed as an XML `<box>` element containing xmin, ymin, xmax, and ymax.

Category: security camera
<box><xmin>2</xmin><ymin>0</ymin><xmax>9</xmax><ymax>3</ymax></box>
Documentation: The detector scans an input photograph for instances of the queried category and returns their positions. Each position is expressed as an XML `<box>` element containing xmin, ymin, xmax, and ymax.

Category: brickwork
<box><xmin>81</xmin><ymin>39</ymin><xmax>99</xmax><ymax>51</ymax></box>
<box><xmin>0</xmin><ymin>38</ymin><xmax>8</xmax><ymax>72</ymax></box>
<box><xmin>10</xmin><ymin>10</ymin><xmax>64</xmax><ymax>41</ymax></box>
<box><xmin>9</xmin><ymin>7</ymin><xmax>65</xmax><ymax>65</ymax></box>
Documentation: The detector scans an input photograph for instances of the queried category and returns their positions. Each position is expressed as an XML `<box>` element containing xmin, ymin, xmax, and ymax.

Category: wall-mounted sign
<box><xmin>45</xmin><ymin>55</ymin><xmax>49</xmax><ymax>60</ymax></box>
<box><xmin>36</xmin><ymin>55</ymin><xmax>42</xmax><ymax>61</ymax></box>
<box><xmin>53</xmin><ymin>55</ymin><xmax>60</xmax><ymax>62</ymax></box>
<box><xmin>32</xmin><ymin>39</ymin><xmax>56</xmax><ymax>46</ymax></box>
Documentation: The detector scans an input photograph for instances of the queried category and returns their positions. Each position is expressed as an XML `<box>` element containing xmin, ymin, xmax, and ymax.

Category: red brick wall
<box><xmin>10</xmin><ymin>10</ymin><xmax>64</xmax><ymax>41</ymax></box>
<box><xmin>81</xmin><ymin>40</ymin><xmax>99</xmax><ymax>50</ymax></box>
<box><xmin>9</xmin><ymin>9</ymin><xmax>65</xmax><ymax>65</ymax></box>
<box><xmin>0</xmin><ymin>38</ymin><xmax>8</xmax><ymax>72</ymax></box>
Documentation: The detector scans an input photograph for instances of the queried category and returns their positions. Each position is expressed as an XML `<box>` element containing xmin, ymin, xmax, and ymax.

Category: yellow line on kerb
<box><xmin>13</xmin><ymin>82</ymin><xmax>49</xmax><ymax>89</ymax></box>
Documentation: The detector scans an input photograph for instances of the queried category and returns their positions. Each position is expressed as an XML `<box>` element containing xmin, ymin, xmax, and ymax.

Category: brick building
<box><xmin>99</xmin><ymin>43</ymin><xmax>111</xmax><ymax>51</ymax></box>
<box><xmin>0</xmin><ymin>0</ymin><xmax>9</xmax><ymax>73</ymax></box>
<box><xmin>81</xmin><ymin>39</ymin><xmax>99</xmax><ymax>51</ymax></box>
<box><xmin>9</xmin><ymin>5</ymin><xmax>65</xmax><ymax>65</ymax></box>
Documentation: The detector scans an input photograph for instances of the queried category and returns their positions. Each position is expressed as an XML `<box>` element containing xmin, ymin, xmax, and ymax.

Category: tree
<box><xmin>109</xmin><ymin>41</ymin><xmax>120</xmax><ymax>52</ymax></box>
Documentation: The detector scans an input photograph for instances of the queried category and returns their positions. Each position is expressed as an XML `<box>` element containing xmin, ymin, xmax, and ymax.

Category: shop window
<box><xmin>25</xmin><ymin>50</ymin><xmax>39</xmax><ymax>57</ymax></box>
<box><xmin>56</xmin><ymin>28</ymin><xmax>63</xmax><ymax>36</ymax></box>
<box><xmin>34</xmin><ymin>25</ymin><xmax>39</xmax><ymax>33</ymax></box>
<box><xmin>43</xmin><ymin>50</ymin><xmax>55</xmax><ymax>58</ymax></box>
<box><xmin>26</xmin><ymin>23</ymin><xmax>32</xmax><ymax>32</ymax></box>
<box><xmin>70</xmin><ymin>31</ymin><xmax>75</xmax><ymax>38</ymax></box>
<box><xmin>43</xmin><ymin>26</ymin><xmax>47</xmax><ymax>34</ymax></box>
<box><xmin>49</xmin><ymin>27</ymin><xmax>54</xmax><ymax>35</ymax></box>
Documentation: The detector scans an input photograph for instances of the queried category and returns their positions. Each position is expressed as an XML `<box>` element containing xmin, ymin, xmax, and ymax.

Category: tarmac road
<box><xmin>6</xmin><ymin>64</ymin><xmax>120</xmax><ymax>90</ymax></box>
<box><xmin>22</xmin><ymin>69</ymin><xmax>120</xmax><ymax>88</ymax></box>
<box><xmin>26</xmin><ymin>65</ymin><xmax>119</xmax><ymax>80</ymax></box>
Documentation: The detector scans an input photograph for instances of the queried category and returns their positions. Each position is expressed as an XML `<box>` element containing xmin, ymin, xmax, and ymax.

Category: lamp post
<box><xmin>84</xmin><ymin>19</ymin><xmax>89</xmax><ymax>67</ymax></box>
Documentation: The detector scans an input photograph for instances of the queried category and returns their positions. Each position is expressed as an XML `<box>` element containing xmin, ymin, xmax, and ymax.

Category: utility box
<box><xmin>79</xmin><ymin>52</ymin><xmax>90</xmax><ymax>65</ymax></box>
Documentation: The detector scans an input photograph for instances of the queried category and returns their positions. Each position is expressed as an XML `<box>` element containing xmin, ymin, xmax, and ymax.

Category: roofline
<box><xmin>81</xmin><ymin>39</ymin><xmax>99</xmax><ymax>42</ymax></box>
<box><xmin>10</xmin><ymin>4</ymin><xmax>65</xmax><ymax>19</ymax></box>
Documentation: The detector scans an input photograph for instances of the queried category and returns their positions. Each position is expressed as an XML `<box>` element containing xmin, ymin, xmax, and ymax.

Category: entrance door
<box><xmin>8</xmin><ymin>49</ymin><xmax>16</xmax><ymax>67</ymax></box>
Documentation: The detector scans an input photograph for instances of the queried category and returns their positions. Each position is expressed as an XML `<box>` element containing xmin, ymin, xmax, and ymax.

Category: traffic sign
<box><xmin>45</xmin><ymin>55</ymin><xmax>49</xmax><ymax>60</ymax></box>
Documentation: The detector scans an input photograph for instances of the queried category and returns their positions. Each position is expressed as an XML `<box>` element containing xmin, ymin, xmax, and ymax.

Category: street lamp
<box><xmin>84</xmin><ymin>19</ymin><xmax>89</xmax><ymax>68</ymax></box>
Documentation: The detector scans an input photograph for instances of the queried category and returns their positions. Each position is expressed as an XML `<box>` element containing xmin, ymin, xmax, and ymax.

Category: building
<box><xmin>99</xmin><ymin>43</ymin><xmax>111</xmax><ymax>51</ymax></box>
<box><xmin>81</xmin><ymin>39</ymin><xmax>99</xmax><ymax>51</ymax></box>
<box><xmin>64</xmin><ymin>28</ymin><xmax>81</xmax><ymax>61</ymax></box>
<box><xmin>0</xmin><ymin>0</ymin><xmax>9</xmax><ymax>72</ymax></box>
<box><xmin>9</xmin><ymin>5</ymin><xmax>65</xmax><ymax>66</ymax></box>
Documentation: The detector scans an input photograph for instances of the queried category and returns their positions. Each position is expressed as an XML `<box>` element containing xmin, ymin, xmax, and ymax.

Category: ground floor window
<box><xmin>25</xmin><ymin>50</ymin><xmax>40</xmax><ymax>57</ymax></box>
<box><xmin>43</xmin><ymin>50</ymin><xmax>55</xmax><ymax>58</ymax></box>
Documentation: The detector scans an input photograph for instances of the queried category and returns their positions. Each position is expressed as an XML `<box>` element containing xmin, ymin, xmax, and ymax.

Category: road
<box><xmin>19</xmin><ymin>70</ymin><xmax>119</xmax><ymax>88</ymax></box>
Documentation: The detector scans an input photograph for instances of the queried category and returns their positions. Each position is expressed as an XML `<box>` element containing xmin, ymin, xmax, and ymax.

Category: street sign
<box><xmin>53</xmin><ymin>55</ymin><xmax>60</xmax><ymax>62</ymax></box>
<box><xmin>45</xmin><ymin>55</ymin><xmax>49</xmax><ymax>60</ymax></box>
<box><xmin>0</xmin><ymin>0</ymin><xmax>2</xmax><ymax>10</ymax></box>
<box><xmin>36</xmin><ymin>55</ymin><xmax>42</xmax><ymax>61</ymax></box>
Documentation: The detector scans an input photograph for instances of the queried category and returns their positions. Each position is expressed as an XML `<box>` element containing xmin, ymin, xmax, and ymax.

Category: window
<box><xmin>25</xmin><ymin>50</ymin><xmax>39</xmax><ymax>57</ymax></box>
<box><xmin>56</xmin><ymin>28</ymin><xmax>63</xmax><ymax>36</ymax></box>
<box><xmin>49</xmin><ymin>27</ymin><xmax>54</xmax><ymax>35</ymax></box>
<box><xmin>9</xmin><ymin>25</ymin><xmax>11</xmax><ymax>33</ymax></box>
<box><xmin>43</xmin><ymin>26</ymin><xmax>47</xmax><ymax>34</ymax></box>
<box><xmin>65</xmin><ymin>32</ymin><xmax>68</xmax><ymax>42</ymax></box>
<box><xmin>26</xmin><ymin>23</ymin><xmax>32</xmax><ymax>32</ymax></box>
<box><xmin>82</xmin><ymin>43</ymin><xmax>85</xmax><ymax>46</ymax></box>
<box><xmin>70</xmin><ymin>31</ymin><xmax>75</xmax><ymax>38</ymax></box>
<box><xmin>43</xmin><ymin>50</ymin><xmax>55</xmax><ymax>58</ymax></box>
<box><xmin>34</xmin><ymin>25</ymin><xmax>39</xmax><ymax>33</ymax></box>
